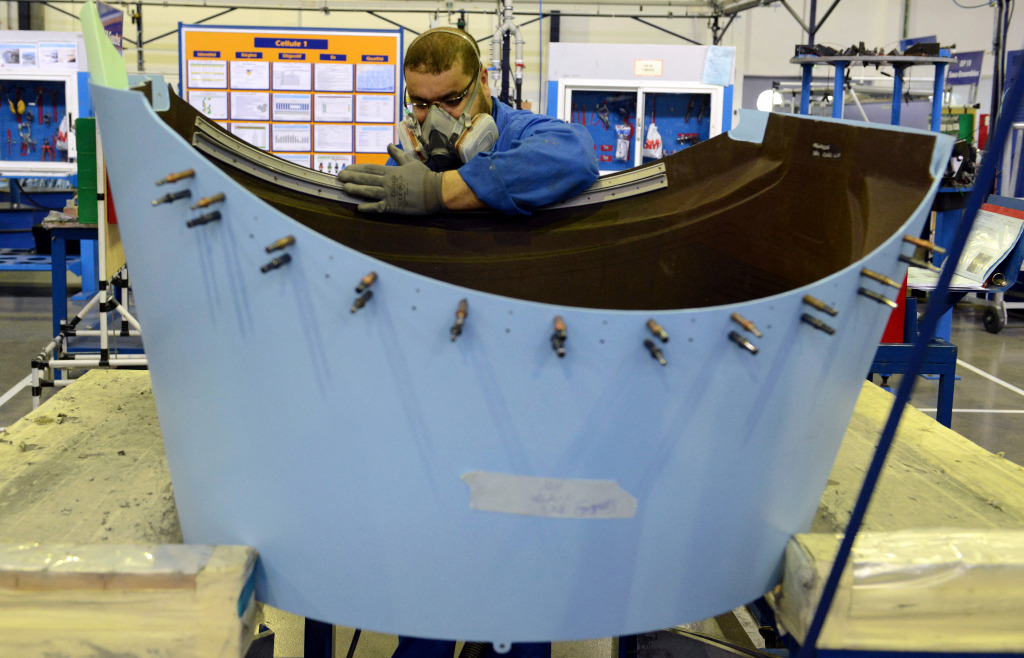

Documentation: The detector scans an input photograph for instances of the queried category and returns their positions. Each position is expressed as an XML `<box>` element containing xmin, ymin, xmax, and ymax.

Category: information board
<box><xmin>179</xmin><ymin>25</ymin><xmax>402</xmax><ymax>172</ymax></box>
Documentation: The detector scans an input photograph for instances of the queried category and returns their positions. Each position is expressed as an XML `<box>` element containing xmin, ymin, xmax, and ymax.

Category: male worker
<box><xmin>337</xmin><ymin>26</ymin><xmax>599</xmax><ymax>215</ymax></box>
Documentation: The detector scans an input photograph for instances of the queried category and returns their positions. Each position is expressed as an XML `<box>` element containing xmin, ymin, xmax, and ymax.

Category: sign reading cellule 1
<box><xmin>178</xmin><ymin>24</ymin><xmax>401</xmax><ymax>172</ymax></box>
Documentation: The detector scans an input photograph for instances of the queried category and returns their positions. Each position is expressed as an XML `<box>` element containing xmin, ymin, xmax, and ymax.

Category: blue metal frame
<box><xmin>794</xmin><ymin>52</ymin><xmax>949</xmax><ymax>125</ymax></box>
<box><xmin>795</xmin><ymin>52</ymin><xmax>961</xmax><ymax>425</ymax></box>
<box><xmin>831</xmin><ymin>62</ymin><xmax>846</xmax><ymax>118</ymax></box>
<box><xmin>792</xmin><ymin>44</ymin><xmax>1024</xmax><ymax>658</ymax></box>
<box><xmin>48</xmin><ymin>225</ymin><xmax>97</xmax><ymax>339</ymax></box>
<box><xmin>0</xmin><ymin>250</ymin><xmax>80</xmax><ymax>273</ymax></box>
<box><xmin>872</xmin><ymin>341</ymin><xmax>957</xmax><ymax>426</ymax></box>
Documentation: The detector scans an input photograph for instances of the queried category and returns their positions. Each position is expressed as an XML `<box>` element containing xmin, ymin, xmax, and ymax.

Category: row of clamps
<box><xmin>154</xmin><ymin>171</ymin><xmax>941</xmax><ymax>363</ymax></box>
<box><xmin>856</xmin><ymin>234</ymin><xmax>945</xmax><ymax>310</ymax></box>
<box><xmin>729</xmin><ymin>312</ymin><xmax>762</xmax><ymax>355</ymax></box>
<box><xmin>155</xmin><ymin>169</ymin><xmax>297</xmax><ymax>275</ymax></box>
<box><xmin>154</xmin><ymin>169</ymin><xmax>229</xmax><ymax>231</ymax></box>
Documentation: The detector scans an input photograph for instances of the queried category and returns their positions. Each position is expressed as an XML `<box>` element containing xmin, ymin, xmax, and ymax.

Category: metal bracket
<box><xmin>543</xmin><ymin>162</ymin><xmax>668</xmax><ymax>209</ymax></box>
<box><xmin>192</xmin><ymin>117</ymin><xmax>356</xmax><ymax>204</ymax></box>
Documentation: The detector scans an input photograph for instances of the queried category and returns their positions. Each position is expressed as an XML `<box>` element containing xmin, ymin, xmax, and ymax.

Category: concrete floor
<box><xmin>3</xmin><ymin>270</ymin><xmax>1024</xmax><ymax>656</ymax></box>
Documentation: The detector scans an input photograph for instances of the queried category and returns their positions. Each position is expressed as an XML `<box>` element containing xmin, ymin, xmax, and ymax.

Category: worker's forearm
<box><xmin>441</xmin><ymin>171</ymin><xmax>487</xmax><ymax>211</ymax></box>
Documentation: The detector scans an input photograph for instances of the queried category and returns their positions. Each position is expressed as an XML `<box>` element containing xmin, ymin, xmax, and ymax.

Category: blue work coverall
<box><xmin>392</xmin><ymin>97</ymin><xmax>599</xmax><ymax>215</ymax></box>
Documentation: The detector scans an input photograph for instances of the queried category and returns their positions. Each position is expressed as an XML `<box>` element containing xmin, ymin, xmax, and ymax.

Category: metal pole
<box><xmin>807</xmin><ymin>0</ymin><xmax>817</xmax><ymax>45</ymax></box>
<box><xmin>931</xmin><ymin>62</ymin><xmax>947</xmax><ymax>133</ymax></box>
<box><xmin>800</xmin><ymin>63</ymin><xmax>812</xmax><ymax>115</ymax></box>
<box><xmin>991</xmin><ymin>0</ymin><xmax>1005</xmax><ymax>134</ymax></box>
<box><xmin>135</xmin><ymin>2</ymin><xmax>144</xmax><ymax>72</ymax></box>
<box><xmin>848</xmin><ymin>85</ymin><xmax>869</xmax><ymax>122</ymax></box>
<box><xmin>501</xmin><ymin>29</ymin><xmax>510</xmax><ymax>105</ymax></box>
<box><xmin>891</xmin><ymin>67</ymin><xmax>904</xmax><ymax>125</ymax></box>
<box><xmin>631</xmin><ymin>16</ymin><xmax>703</xmax><ymax>45</ymax></box>
<box><xmin>832</xmin><ymin>62</ymin><xmax>845</xmax><ymax>119</ymax></box>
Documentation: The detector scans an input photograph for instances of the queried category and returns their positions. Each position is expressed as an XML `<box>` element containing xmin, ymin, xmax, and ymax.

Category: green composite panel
<box><xmin>76</xmin><ymin>117</ymin><xmax>97</xmax><ymax>224</ymax></box>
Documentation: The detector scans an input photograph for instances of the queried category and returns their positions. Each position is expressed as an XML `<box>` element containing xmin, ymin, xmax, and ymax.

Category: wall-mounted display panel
<box><xmin>179</xmin><ymin>25</ymin><xmax>401</xmax><ymax>169</ymax></box>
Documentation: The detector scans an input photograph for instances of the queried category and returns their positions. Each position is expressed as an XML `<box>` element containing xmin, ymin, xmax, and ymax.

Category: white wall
<box><xmin>27</xmin><ymin>0</ymin><xmax>1024</xmax><ymax>116</ymax></box>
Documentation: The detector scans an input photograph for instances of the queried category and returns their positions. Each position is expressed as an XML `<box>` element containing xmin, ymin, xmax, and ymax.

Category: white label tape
<box><xmin>461</xmin><ymin>471</ymin><xmax>637</xmax><ymax>519</ymax></box>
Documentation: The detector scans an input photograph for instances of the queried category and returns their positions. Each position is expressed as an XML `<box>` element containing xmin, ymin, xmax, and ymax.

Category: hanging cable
<box><xmin>11</xmin><ymin>179</ymin><xmax>68</xmax><ymax>211</ymax></box>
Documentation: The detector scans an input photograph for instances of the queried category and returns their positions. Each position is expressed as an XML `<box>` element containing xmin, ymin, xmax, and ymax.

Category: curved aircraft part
<box><xmin>152</xmin><ymin>85</ymin><xmax>940</xmax><ymax>310</ymax></box>
<box><xmin>81</xmin><ymin>0</ymin><xmax>953</xmax><ymax>638</ymax></box>
<box><xmin>91</xmin><ymin>77</ymin><xmax>951</xmax><ymax>642</ymax></box>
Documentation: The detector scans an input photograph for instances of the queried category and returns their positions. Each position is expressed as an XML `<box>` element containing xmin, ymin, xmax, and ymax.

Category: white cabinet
<box><xmin>555</xmin><ymin>79</ymin><xmax>723</xmax><ymax>174</ymax></box>
<box><xmin>0</xmin><ymin>68</ymin><xmax>79</xmax><ymax>176</ymax></box>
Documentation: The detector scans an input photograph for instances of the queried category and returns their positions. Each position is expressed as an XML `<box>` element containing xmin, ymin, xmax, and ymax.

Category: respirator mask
<box><xmin>397</xmin><ymin>30</ymin><xmax>499</xmax><ymax>172</ymax></box>
<box><xmin>398</xmin><ymin>89</ymin><xmax>499</xmax><ymax>172</ymax></box>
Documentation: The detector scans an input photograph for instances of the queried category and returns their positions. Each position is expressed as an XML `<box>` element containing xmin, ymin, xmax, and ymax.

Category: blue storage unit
<box><xmin>546</xmin><ymin>43</ymin><xmax>734</xmax><ymax>175</ymax></box>
<box><xmin>554</xmin><ymin>81</ymin><xmax>726</xmax><ymax>175</ymax></box>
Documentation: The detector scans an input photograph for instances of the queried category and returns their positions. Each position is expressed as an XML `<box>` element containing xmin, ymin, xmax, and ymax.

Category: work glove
<box><xmin>337</xmin><ymin>144</ymin><xmax>445</xmax><ymax>215</ymax></box>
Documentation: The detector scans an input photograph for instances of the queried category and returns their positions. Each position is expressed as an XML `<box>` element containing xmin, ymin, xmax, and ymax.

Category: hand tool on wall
<box><xmin>6</xmin><ymin>129</ymin><xmax>12</xmax><ymax>157</ymax></box>
<box><xmin>41</xmin><ymin>138</ymin><xmax>54</xmax><ymax>161</ymax></box>
<box><xmin>9</xmin><ymin>87</ymin><xmax>24</xmax><ymax>123</ymax></box>
<box><xmin>18</xmin><ymin>121</ymin><xmax>34</xmax><ymax>155</ymax></box>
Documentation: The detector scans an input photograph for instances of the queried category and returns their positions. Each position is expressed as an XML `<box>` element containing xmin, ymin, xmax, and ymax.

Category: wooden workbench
<box><xmin>784</xmin><ymin>383</ymin><xmax>1024</xmax><ymax>653</ymax></box>
<box><xmin>0</xmin><ymin>370</ymin><xmax>257</xmax><ymax>657</ymax></box>
<box><xmin>2</xmin><ymin>370</ymin><xmax>1023</xmax><ymax>654</ymax></box>
<box><xmin>816</xmin><ymin>383</ymin><xmax>1024</xmax><ymax>533</ymax></box>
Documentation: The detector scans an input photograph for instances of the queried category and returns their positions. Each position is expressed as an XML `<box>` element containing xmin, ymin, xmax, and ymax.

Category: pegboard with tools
<box><xmin>0</xmin><ymin>78</ymin><xmax>70</xmax><ymax>164</ymax></box>
<box><xmin>549</xmin><ymin>44</ymin><xmax>733</xmax><ymax>175</ymax></box>
<box><xmin>640</xmin><ymin>91</ymin><xmax>713</xmax><ymax>164</ymax></box>
<box><xmin>567</xmin><ymin>89</ymin><xmax>637</xmax><ymax>173</ymax></box>
<box><xmin>558</xmin><ymin>81</ymin><xmax>724</xmax><ymax>174</ymax></box>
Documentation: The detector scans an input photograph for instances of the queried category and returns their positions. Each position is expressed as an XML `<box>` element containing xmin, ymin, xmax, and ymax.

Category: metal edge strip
<box><xmin>194</xmin><ymin>116</ymin><xmax>669</xmax><ymax>210</ymax></box>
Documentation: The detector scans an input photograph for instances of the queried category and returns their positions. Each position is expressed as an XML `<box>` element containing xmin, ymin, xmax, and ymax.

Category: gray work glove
<box><xmin>337</xmin><ymin>144</ymin><xmax>445</xmax><ymax>215</ymax></box>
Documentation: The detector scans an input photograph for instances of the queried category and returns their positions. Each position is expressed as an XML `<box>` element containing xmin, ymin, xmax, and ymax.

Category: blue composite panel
<box><xmin>91</xmin><ymin>80</ymin><xmax>951</xmax><ymax>643</ymax></box>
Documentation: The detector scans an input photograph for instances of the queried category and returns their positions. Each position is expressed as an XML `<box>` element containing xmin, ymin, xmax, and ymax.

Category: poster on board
<box><xmin>179</xmin><ymin>25</ymin><xmax>401</xmax><ymax>169</ymax></box>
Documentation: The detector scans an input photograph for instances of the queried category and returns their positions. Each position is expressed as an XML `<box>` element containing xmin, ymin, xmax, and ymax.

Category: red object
<box><xmin>880</xmin><ymin>275</ymin><xmax>909</xmax><ymax>343</ymax></box>
<box><xmin>982</xmin><ymin>202</ymin><xmax>1024</xmax><ymax>218</ymax></box>
<box><xmin>106</xmin><ymin>175</ymin><xmax>118</xmax><ymax>225</ymax></box>
<box><xmin>600</xmin><ymin>144</ymin><xmax>613</xmax><ymax>152</ymax></box>
<box><xmin>978</xmin><ymin>114</ymin><xmax>989</xmax><ymax>150</ymax></box>
<box><xmin>41</xmin><ymin>138</ymin><xmax>53</xmax><ymax>161</ymax></box>
<box><xmin>599</xmin><ymin>154</ymin><xmax>613</xmax><ymax>162</ymax></box>
<box><xmin>6</xmin><ymin>129</ymin><xmax>10</xmax><ymax>156</ymax></box>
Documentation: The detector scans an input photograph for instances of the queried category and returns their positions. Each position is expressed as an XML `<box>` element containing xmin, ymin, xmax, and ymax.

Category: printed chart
<box><xmin>180</xmin><ymin>25</ymin><xmax>401</xmax><ymax>171</ymax></box>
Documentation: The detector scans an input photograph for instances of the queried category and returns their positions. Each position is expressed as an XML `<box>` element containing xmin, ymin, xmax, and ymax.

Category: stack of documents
<box><xmin>908</xmin><ymin>202</ymin><xmax>1024</xmax><ymax>291</ymax></box>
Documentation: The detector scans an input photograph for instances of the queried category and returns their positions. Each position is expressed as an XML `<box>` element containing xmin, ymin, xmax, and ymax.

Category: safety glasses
<box><xmin>404</xmin><ymin>74</ymin><xmax>477</xmax><ymax>113</ymax></box>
